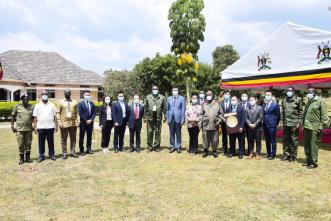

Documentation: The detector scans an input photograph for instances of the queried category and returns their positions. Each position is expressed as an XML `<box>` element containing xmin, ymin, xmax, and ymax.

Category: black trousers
<box><xmin>221</xmin><ymin>122</ymin><xmax>228</xmax><ymax>151</ymax></box>
<box><xmin>188</xmin><ymin>127</ymin><xmax>200</xmax><ymax>153</ymax></box>
<box><xmin>129</xmin><ymin>121</ymin><xmax>141</xmax><ymax>148</ymax></box>
<box><xmin>38</xmin><ymin>128</ymin><xmax>55</xmax><ymax>157</ymax></box>
<box><xmin>229</xmin><ymin>132</ymin><xmax>244</xmax><ymax>155</ymax></box>
<box><xmin>242</xmin><ymin>126</ymin><xmax>249</xmax><ymax>154</ymax></box>
<box><xmin>79</xmin><ymin>122</ymin><xmax>93</xmax><ymax>152</ymax></box>
<box><xmin>101</xmin><ymin>120</ymin><xmax>113</xmax><ymax>148</ymax></box>
<box><xmin>114</xmin><ymin>120</ymin><xmax>127</xmax><ymax>149</ymax></box>
<box><xmin>247</xmin><ymin>127</ymin><xmax>262</xmax><ymax>154</ymax></box>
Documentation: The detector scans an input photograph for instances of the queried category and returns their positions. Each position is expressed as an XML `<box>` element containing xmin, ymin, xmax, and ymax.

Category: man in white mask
<box><xmin>219</xmin><ymin>90</ymin><xmax>231</xmax><ymax>154</ymax></box>
<box><xmin>263</xmin><ymin>91</ymin><xmax>281</xmax><ymax>160</ymax></box>
<box><xmin>128</xmin><ymin>94</ymin><xmax>144</xmax><ymax>153</ymax></box>
<box><xmin>198</xmin><ymin>90</ymin><xmax>206</xmax><ymax>105</ymax></box>
<box><xmin>239</xmin><ymin>92</ymin><xmax>250</xmax><ymax>156</ymax></box>
<box><xmin>167</xmin><ymin>87</ymin><xmax>186</xmax><ymax>153</ymax></box>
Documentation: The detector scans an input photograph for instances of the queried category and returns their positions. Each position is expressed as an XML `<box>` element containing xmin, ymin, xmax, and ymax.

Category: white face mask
<box><xmin>287</xmin><ymin>91</ymin><xmax>293</xmax><ymax>97</ymax></box>
<box><xmin>152</xmin><ymin>90</ymin><xmax>159</xmax><ymax>95</ymax></box>
<box><xmin>192</xmin><ymin>98</ymin><xmax>198</xmax><ymax>104</ymax></box>
<box><xmin>133</xmin><ymin>96</ymin><xmax>140</xmax><ymax>104</ymax></box>
<box><xmin>105</xmin><ymin>98</ymin><xmax>111</xmax><ymax>104</ymax></box>
<box><xmin>206</xmin><ymin>95</ymin><xmax>213</xmax><ymax>101</ymax></box>
<box><xmin>84</xmin><ymin>95</ymin><xmax>91</xmax><ymax>101</ymax></box>
<box><xmin>241</xmin><ymin>95</ymin><xmax>248</xmax><ymax>102</ymax></box>
<box><xmin>265</xmin><ymin>95</ymin><xmax>272</xmax><ymax>102</ymax></box>
<box><xmin>249</xmin><ymin>100</ymin><xmax>256</xmax><ymax>106</ymax></box>
<box><xmin>231</xmin><ymin>101</ymin><xmax>238</xmax><ymax>106</ymax></box>
<box><xmin>307</xmin><ymin>93</ymin><xmax>314</xmax><ymax>100</ymax></box>
<box><xmin>172</xmin><ymin>90</ymin><xmax>178</xmax><ymax>96</ymax></box>
<box><xmin>224</xmin><ymin>94</ymin><xmax>230</xmax><ymax>101</ymax></box>
<box><xmin>41</xmin><ymin>95</ymin><xmax>48</xmax><ymax>101</ymax></box>
<box><xmin>118</xmin><ymin>96</ymin><xmax>124</xmax><ymax>102</ymax></box>
<box><xmin>199</xmin><ymin>94</ymin><xmax>205</xmax><ymax>99</ymax></box>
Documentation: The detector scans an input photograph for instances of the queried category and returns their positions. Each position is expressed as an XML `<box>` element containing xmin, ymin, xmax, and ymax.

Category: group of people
<box><xmin>11</xmin><ymin>86</ymin><xmax>329</xmax><ymax>169</ymax></box>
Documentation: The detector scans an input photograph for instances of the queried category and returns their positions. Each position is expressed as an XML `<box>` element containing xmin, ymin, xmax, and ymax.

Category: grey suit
<box><xmin>245</xmin><ymin>105</ymin><xmax>263</xmax><ymax>155</ymax></box>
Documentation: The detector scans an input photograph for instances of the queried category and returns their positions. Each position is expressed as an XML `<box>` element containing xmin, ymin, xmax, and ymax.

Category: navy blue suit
<box><xmin>263</xmin><ymin>101</ymin><xmax>281</xmax><ymax>157</ymax></box>
<box><xmin>128</xmin><ymin>103</ymin><xmax>144</xmax><ymax>149</ymax></box>
<box><xmin>239</xmin><ymin>101</ymin><xmax>250</xmax><ymax>155</ymax></box>
<box><xmin>112</xmin><ymin>101</ymin><xmax>130</xmax><ymax>150</ymax></box>
<box><xmin>220</xmin><ymin>100</ymin><xmax>231</xmax><ymax>152</ymax></box>
<box><xmin>78</xmin><ymin>100</ymin><xmax>96</xmax><ymax>152</ymax></box>
<box><xmin>229</xmin><ymin>104</ymin><xmax>247</xmax><ymax>156</ymax></box>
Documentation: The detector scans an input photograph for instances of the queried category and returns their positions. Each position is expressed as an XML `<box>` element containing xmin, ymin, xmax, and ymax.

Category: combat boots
<box><xmin>19</xmin><ymin>154</ymin><xmax>24</xmax><ymax>165</ymax></box>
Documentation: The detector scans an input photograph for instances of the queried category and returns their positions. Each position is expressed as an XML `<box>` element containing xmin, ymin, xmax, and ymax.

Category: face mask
<box><xmin>307</xmin><ymin>93</ymin><xmax>314</xmax><ymax>100</ymax></box>
<box><xmin>287</xmin><ymin>91</ymin><xmax>293</xmax><ymax>97</ymax></box>
<box><xmin>84</xmin><ymin>95</ymin><xmax>91</xmax><ymax>101</ymax></box>
<box><xmin>249</xmin><ymin>100</ymin><xmax>256</xmax><ymax>106</ymax></box>
<box><xmin>199</xmin><ymin>94</ymin><xmax>205</xmax><ymax>99</ymax></box>
<box><xmin>41</xmin><ymin>95</ymin><xmax>48</xmax><ymax>101</ymax></box>
<box><xmin>241</xmin><ymin>95</ymin><xmax>248</xmax><ymax>102</ymax></box>
<box><xmin>192</xmin><ymin>99</ymin><xmax>198</xmax><ymax>104</ymax></box>
<box><xmin>224</xmin><ymin>94</ymin><xmax>230</xmax><ymax>101</ymax></box>
<box><xmin>105</xmin><ymin>98</ymin><xmax>111</xmax><ymax>104</ymax></box>
<box><xmin>231</xmin><ymin>101</ymin><xmax>238</xmax><ymax>106</ymax></box>
<box><xmin>206</xmin><ymin>96</ymin><xmax>213</xmax><ymax>101</ymax></box>
<box><xmin>265</xmin><ymin>95</ymin><xmax>272</xmax><ymax>102</ymax></box>
<box><xmin>172</xmin><ymin>90</ymin><xmax>178</xmax><ymax>96</ymax></box>
<box><xmin>133</xmin><ymin>97</ymin><xmax>140</xmax><ymax>104</ymax></box>
<box><xmin>118</xmin><ymin>96</ymin><xmax>124</xmax><ymax>102</ymax></box>
<box><xmin>152</xmin><ymin>90</ymin><xmax>159</xmax><ymax>95</ymax></box>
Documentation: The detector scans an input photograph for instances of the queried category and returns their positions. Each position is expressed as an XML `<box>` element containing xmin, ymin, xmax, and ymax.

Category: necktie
<box><xmin>86</xmin><ymin>101</ymin><xmax>91</xmax><ymax>115</ymax></box>
<box><xmin>134</xmin><ymin>104</ymin><xmax>139</xmax><ymax>120</ymax></box>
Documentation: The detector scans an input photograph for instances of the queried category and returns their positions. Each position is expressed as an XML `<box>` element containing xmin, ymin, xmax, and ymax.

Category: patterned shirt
<box><xmin>185</xmin><ymin>104</ymin><xmax>202</xmax><ymax>128</ymax></box>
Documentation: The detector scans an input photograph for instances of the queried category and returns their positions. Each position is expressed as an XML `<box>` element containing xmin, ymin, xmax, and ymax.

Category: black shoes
<box><xmin>281</xmin><ymin>156</ymin><xmax>290</xmax><ymax>161</ymax></box>
<box><xmin>268</xmin><ymin>156</ymin><xmax>275</xmax><ymax>160</ymax></box>
<box><xmin>228</xmin><ymin>154</ymin><xmax>234</xmax><ymax>158</ymax></box>
<box><xmin>202</xmin><ymin>150</ymin><xmax>208</xmax><ymax>158</ymax></box>
<box><xmin>238</xmin><ymin>155</ymin><xmax>243</xmax><ymax>159</ymax></box>
<box><xmin>79</xmin><ymin>152</ymin><xmax>86</xmax><ymax>156</ymax></box>
<box><xmin>37</xmin><ymin>156</ymin><xmax>45</xmax><ymax>163</ymax></box>
<box><xmin>49</xmin><ymin>155</ymin><xmax>56</xmax><ymax>161</ymax></box>
<box><xmin>25</xmin><ymin>151</ymin><xmax>33</xmax><ymax>163</ymax></box>
<box><xmin>169</xmin><ymin>148</ymin><xmax>176</xmax><ymax>153</ymax></box>
<box><xmin>70</xmin><ymin>153</ymin><xmax>79</xmax><ymax>158</ymax></box>
<box><xmin>129</xmin><ymin>148</ymin><xmax>135</xmax><ymax>153</ymax></box>
<box><xmin>62</xmin><ymin>154</ymin><xmax>68</xmax><ymax>160</ymax></box>
<box><xmin>177</xmin><ymin>149</ymin><xmax>181</xmax><ymax>154</ymax></box>
<box><xmin>307</xmin><ymin>164</ymin><xmax>318</xmax><ymax>169</ymax></box>
<box><xmin>19</xmin><ymin>154</ymin><xmax>24</xmax><ymax>165</ymax></box>
<box><xmin>86</xmin><ymin>150</ymin><xmax>94</xmax><ymax>154</ymax></box>
<box><xmin>212</xmin><ymin>150</ymin><xmax>218</xmax><ymax>158</ymax></box>
<box><xmin>264</xmin><ymin>155</ymin><xmax>270</xmax><ymax>159</ymax></box>
<box><xmin>114</xmin><ymin>148</ymin><xmax>119</xmax><ymax>153</ymax></box>
<box><xmin>136</xmin><ymin>147</ymin><xmax>140</xmax><ymax>153</ymax></box>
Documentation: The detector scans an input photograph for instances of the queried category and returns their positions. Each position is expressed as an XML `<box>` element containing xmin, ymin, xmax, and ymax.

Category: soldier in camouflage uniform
<box><xmin>302</xmin><ymin>88</ymin><xmax>329</xmax><ymax>169</ymax></box>
<box><xmin>11</xmin><ymin>94</ymin><xmax>34</xmax><ymax>164</ymax></box>
<box><xmin>281</xmin><ymin>86</ymin><xmax>303</xmax><ymax>162</ymax></box>
<box><xmin>143</xmin><ymin>86</ymin><xmax>167</xmax><ymax>152</ymax></box>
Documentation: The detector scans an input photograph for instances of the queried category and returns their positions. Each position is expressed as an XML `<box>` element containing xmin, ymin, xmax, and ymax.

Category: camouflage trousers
<box><xmin>16</xmin><ymin>131</ymin><xmax>32</xmax><ymax>154</ymax></box>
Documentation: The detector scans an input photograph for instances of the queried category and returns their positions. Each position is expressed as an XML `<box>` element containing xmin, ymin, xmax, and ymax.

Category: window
<box><xmin>27</xmin><ymin>89</ymin><xmax>37</xmax><ymax>101</ymax></box>
<box><xmin>46</xmin><ymin>89</ymin><xmax>55</xmax><ymax>99</ymax></box>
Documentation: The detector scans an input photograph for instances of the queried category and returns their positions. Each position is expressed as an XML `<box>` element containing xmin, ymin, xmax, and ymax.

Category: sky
<box><xmin>0</xmin><ymin>0</ymin><xmax>330</xmax><ymax>75</ymax></box>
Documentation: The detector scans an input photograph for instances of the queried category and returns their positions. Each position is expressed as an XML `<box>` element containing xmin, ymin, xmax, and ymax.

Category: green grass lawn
<box><xmin>0</xmin><ymin>123</ymin><xmax>330</xmax><ymax>221</ymax></box>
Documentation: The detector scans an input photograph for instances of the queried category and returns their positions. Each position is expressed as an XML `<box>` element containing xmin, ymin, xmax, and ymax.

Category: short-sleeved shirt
<box><xmin>33</xmin><ymin>102</ymin><xmax>57</xmax><ymax>129</ymax></box>
<box><xmin>12</xmin><ymin>104</ymin><xmax>34</xmax><ymax>131</ymax></box>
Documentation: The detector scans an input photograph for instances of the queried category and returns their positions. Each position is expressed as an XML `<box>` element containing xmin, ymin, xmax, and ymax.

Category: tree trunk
<box><xmin>186</xmin><ymin>77</ymin><xmax>190</xmax><ymax>102</ymax></box>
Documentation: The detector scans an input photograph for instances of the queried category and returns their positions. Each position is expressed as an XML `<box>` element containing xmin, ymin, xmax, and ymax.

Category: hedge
<box><xmin>0</xmin><ymin>101</ymin><xmax>103</xmax><ymax>120</ymax></box>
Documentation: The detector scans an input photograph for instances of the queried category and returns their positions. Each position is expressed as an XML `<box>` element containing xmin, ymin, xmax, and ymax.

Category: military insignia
<box><xmin>317</xmin><ymin>41</ymin><xmax>331</xmax><ymax>64</ymax></box>
<box><xmin>257</xmin><ymin>52</ymin><xmax>272</xmax><ymax>71</ymax></box>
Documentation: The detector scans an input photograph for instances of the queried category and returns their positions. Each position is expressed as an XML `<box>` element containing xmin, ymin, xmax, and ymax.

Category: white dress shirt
<box><xmin>33</xmin><ymin>102</ymin><xmax>57</xmax><ymax>129</ymax></box>
<box><xmin>106</xmin><ymin>106</ymin><xmax>112</xmax><ymax>120</ymax></box>
<box><xmin>119</xmin><ymin>101</ymin><xmax>126</xmax><ymax>118</ymax></box>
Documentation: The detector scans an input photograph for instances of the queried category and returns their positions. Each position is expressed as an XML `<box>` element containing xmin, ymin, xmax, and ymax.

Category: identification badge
<box><xmin>153</xmin><ymin>105</ymin><xmax>157</xmax><ymax>111</ymax></box>
<box><xmin>66</xmin><ymin>112</ymin><xmax>72</xmax><ymax>118</ymax></box>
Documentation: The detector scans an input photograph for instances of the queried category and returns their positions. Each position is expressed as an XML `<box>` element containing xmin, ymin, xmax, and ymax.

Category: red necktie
<box><xmin>134</xmin><ymin>105</ymin><xmax>139</xmax><ymax>120</ymax></box>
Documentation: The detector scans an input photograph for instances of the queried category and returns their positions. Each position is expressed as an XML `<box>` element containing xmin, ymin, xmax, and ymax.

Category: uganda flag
<box><xmin>0</xmin><ymin>61</ymin><xmax>3</xmax><ymax>80</ymax></box>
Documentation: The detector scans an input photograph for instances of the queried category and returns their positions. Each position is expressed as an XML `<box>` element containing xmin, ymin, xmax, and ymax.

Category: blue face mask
<box><xmin>224</xmin><ymin>94</ymin><xmax>230</xmax><ymax>100</ymax></box>
<box><xmin>41</xmin><ymin>95</ymin><xmax>48</xmax><ymax>101</ymax></box>
<box><xmin>287</xmin><ymin>91</ymin><xmax>293</xmax><ymax>97</ymax></box>
<box><xmin>84</xmin><ymin>95</ymin><xmax>91</xmax><ymax>101</ymax></box>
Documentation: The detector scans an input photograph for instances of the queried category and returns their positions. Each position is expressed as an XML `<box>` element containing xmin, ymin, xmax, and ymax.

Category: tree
<box><xmin>194</xmin><ymin>63</ymin><xmax>220</xmax><ymax>95</ymax></box>
<box><xmin>168</xmin><ymin>0</ymin><xmax>206</xmax><ymax>100</ymax></box>
<box><xmin>212</xmin><ymin>44</ymin><xmax>240</xmax><ymax>81</ymax></box>
<box><xmin>103</xmin><ymin>69</ymin><xmax>143</xmax><ymax>100</ymax></box>
<box><xmin>133</xmin><ymin>53</ymin><xmax>184</xmax><ymax>97</ymax></box>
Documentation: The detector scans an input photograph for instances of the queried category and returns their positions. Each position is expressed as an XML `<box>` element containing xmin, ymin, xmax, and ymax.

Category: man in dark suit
<box><xmin>78</xmin><ymin>91</ymin><xmax>96</xmax><ymax>155</ymax></box>
<box><xmin>219</xmin><ymin>90</ymin><xmax>231</xmax><ymax>154</ymax></box>
<box><xmin>228</xmin><ymin>96</ymin><xmax>246</xmax><ymax>159</ymax></box>
<box><xmin>263</xmin><ymin>91</ymin><xmax>281</xmax><ymax>160</ymax></box>
<box><xmin>239</xmin><ymin>92</ymin><xmax>250</xmax><ymax>156</ymax></box>
<box><xmin>246</xmin><ymin>96</ymin><xmax>263</xmax><ymax>159</ymax></box>
<box><xmin>128</xmin><ymin>94</ymin><xmax>144</xmax><ymax>153</ymax></box>
<box><xmin>112</xmin><ymin>91</ymin><xmax>130</xmax><ymax>152</ymax></box>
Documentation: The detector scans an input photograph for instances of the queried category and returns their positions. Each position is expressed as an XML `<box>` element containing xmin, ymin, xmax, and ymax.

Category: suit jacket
<box><xmin>263</xmin><ymin>101</ymin><xmax>281</xmax><ymax>128</ymax></box>
<box><xmin>166</xmin><ymin>95</ymin><xmax>186</xmax><ymax>124</ymax></box>
<box><xmin>99</xmin><ymin>104</ymin><xmax>112</xmax><ymax>126</ymax></box>
<box><xmin>246</xmin><ymin>105</ymin><xmax>263</xmax><ymax>130</ymax></box>
<box><xmin>128</xmin><ymin>103</ymin><xmax>144</xmax><ymax>129</ymax></box>
<box><xmin>111</xmin><ymin>101</ymin><xmax>130</xmax><ymax>126</ymax></box>
<box><xmin>230</xmin><ymin>104</ymin><xmax>246</xmax><ymax>129</ymax></box>
<box><xmin>220</xmin><ymin>100</ymin><xmax>231</xmax><ymax>122</ymax></box>
<box><xmin>239</xmin><ymin>101</ymin><xmax>250</xmax><ymax>111</ymax></box>
<box><xmin>78</xmin><ymin>100</ymin><xmax>96</xmax><ymax>123</ymax></box>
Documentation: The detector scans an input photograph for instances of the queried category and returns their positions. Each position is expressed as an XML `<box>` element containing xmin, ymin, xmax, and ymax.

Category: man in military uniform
<box><xmin>302</xmin><ymin>88</ymin><xmax>329</xmax><ymax>169</ymax></box>
<box><xmin>200</xmin><ymin>90</ymin><xmax>223</xmax><ymax>158</ymax></box>
<box><xmin>11</xmin><ymin>94</ymin><xmax>34</xmax><ymax>164</ymax></box>
<box><xmin>144</xmin><ymin>86</ymin><xmax>167</xmax><ymax>152</ymax></box>
<box><xmin>281</xmin><ymin>86</ymin><xmax>303</xmax><ymax>162</ymax></box>
<box><xmin>56</xmin><ymin>89</ymin><xmax>79</xmax><ymax>159</ymax></box>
